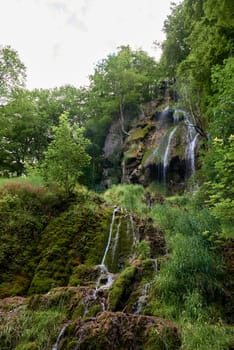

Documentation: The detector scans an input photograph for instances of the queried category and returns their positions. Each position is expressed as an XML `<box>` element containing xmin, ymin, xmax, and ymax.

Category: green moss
<box><xmin>69</xmin><ymin>264</ymin><xmax>98</xmax><ymax>286</ymax></box>
<box><xmin>0</xmin><ymin>275</ymin><xmax>29</xmax><ymax>298</ymax></box>
<box><xmin>127</xmin><ymin>125</ymin><xmax>152</xmax><ymax>143</ymax></box>
<box><xmin>108</xmin><ymin>266</ymin><xmax>137</xmax><ymax>311</ymax></box>
<box><xmin>142</xmin><ymin>147</ymin><xmax>161</xmax><ymax>166</ymax></box>
<box><xmin>29</xmin><ymin>205</ymin><xmax>113</xmax><ymax>294</ymax></box>
<box><xmin>124</xmin><ymin>143</ymin><xmax>140</xmax><ymax>161</ymax></box>
<box><xmin>0</xmin><ymin>309</ymin><xmax>65</xmax><ymax>350</ymax></box>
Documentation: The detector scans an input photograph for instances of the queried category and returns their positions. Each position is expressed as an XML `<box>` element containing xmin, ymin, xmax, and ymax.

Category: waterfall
<box><xmin>163</xmin><ymin>126</ymin><xmax>177</xmax><ymax>183</ymax></box>
<box><xmin>173</xmin><ymin>108</ymin><xmax>184</xmax><ymax>125</ymax></box>
<box><xmin>101</xmin><ymin>207</ymin><xmax>118</xmax><ymax>266</ymax></box>
<box><xmin>134</xmin><ymin>282</ymin><xmax>152</xmax><ymax>315</ymax></box>
<box><xmin>94</xmin><ymin>207</ymin><xmax>118</xmax><ymax>296</ymax></box>
<box><xmin>187</xmin><ymin>133</ymin><xmax>199</xmax><ymax>176</ymax></box>
<box><xmin>52</xmin><ymin>322</ymin><xmax>70</xmax><ymax>350</ymax></box>
<box><xmin>112</xmin><ymin>217</ymin><xmax>122</xmax><ymax>262</ymax></box>
<box><xmin>185</xmin><ymin>115</ymin><xmax>199</xmax><ymax>177</ymax></box>
<box><xmin>129</xmin><ymin>214</ymin><xmax>138</xmax><ymax>245</ymax></box>
<box><xmin>134</xmin><ymin>259</ymin><xmax>157</xmax><ymax>315</ymax></box>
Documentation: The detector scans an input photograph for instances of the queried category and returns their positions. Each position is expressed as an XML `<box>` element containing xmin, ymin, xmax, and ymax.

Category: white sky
<box><xmin>0</xmin><ymin>0</ymin><xmax>178</xmax><ymax>90</ymax></box>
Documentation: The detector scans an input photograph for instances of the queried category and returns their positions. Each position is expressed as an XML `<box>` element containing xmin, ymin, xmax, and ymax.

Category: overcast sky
<box><xmin>0</xmin><ymin>0</ymin><xmax>179</xmax><ymax>90</ymax></box>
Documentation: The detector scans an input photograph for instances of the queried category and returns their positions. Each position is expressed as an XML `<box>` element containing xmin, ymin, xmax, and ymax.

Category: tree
<box><xmin>31</xmin><ymin>85</ymin><xmax>89</xmax><ymax>127</ymax></box>
<box><xmin>0</xmin><ymin>46</ymin><xmax>26</xmax><ymax>104</ymax></box>
<box><xmin>39</xmin><ymin>112</ymin><xmax>91</xmax><ymax>194</ymax></box>
<box><xmin>161</xmin><ymin>0</ymin><xmax>233</xmax><ymax>141</ymax></box>
<box><xmin>203</xmin><ymin>135</ymin><xmax>234</xmax><ymax>236</ymax></box>
<box><xmin>208</xmin><ymin>57</ymin><xmax>234</xmax><ymax>138</ymax></box>
<box><xmin>88</xmin><ymin>46</ymin><xmax>159</xmax><ymax>136</ymax></box>
<box><xmin>0</xmin><ymin>89</ymin><xmax>51</xmax><ymax>176</ymax></box>
<box><xmin>85</xmin><ymin>46</ymin><xmax>159</xmax><ymax>185</ymax></box>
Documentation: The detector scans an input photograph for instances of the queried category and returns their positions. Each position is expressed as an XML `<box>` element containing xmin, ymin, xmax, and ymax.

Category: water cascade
<box><xmin>52</xmin><ymin>322</ymin><xmax>70</xmax><ymax>350</ymax></box>
<box><xmin>173</xmin><ymin>109</ymin><xmax>184</xmax><ymax>125</ymax></box>
<box><xmin>134</xmin><ymin>259</ymin><xmax>158</xmax><ymax>314</ymax></box>
<box><xmin>185</xmin><ymin>115</ymin><xmax>199</xmax><ymax>177</ymax></box>
<box><xmin>163</xmin><ymin>126</ymin><xmax>177</xmax><ymax>183</ymax></box>
<box><xmin>134</xmin><ymin>282</ymin><xmax>152</xmax><ymax>315</ymax></box>
<box><xmin>129</xmin><ymin>214</ymin><xmax>138</xmax><ymax>246</ymax></box>
<box><xmin>112</xmin><ymin>216</ymin><xmax>122</xmax><ymax>263</ymax></box>
<box><xmin>94</xmin><ymin>207</ymin><xmax>118</xmax><ymax>295</ymax></box>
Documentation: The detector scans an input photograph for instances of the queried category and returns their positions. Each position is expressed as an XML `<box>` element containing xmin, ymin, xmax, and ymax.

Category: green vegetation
<box><xmin>0</xmin><ymin>307</ymin><xmax>66</xmax><ymax>350</ymax></box>
<box><xmin>37</xmin><ymin>112</ymin><xmax>91</xmax><ymax>195</ymax></box>
<box><xmin>147</xmin><ymin>197</ymin><xmax>233</xmax><ymax>349</ymax></box>
<box><xmin>104</xmin><ymin>183</ymin><xmax>148</xmax><ymax>216</ymax></box>
<box><xmin>0</xmin><ymin>0</ymin><xmax>233</xmax><ymax>348</ymax></box>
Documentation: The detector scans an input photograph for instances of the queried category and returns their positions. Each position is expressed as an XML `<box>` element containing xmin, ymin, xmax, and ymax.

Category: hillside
<box><xmin>0</xmin><ymin>0</ymin><xmax>233</xmax><ymax>349</ymax></box>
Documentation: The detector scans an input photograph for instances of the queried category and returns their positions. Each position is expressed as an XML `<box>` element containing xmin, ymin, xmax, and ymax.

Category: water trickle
<box><xmin>112</xmin><ymin>217</ymin><xmax>122</xmax><ymax>263</ymax></box>
<box><xmin>129</xmin><ymin>214</ymin><xmax>138</xmax><ymax>245</ymax></box>
<box><xmin>173</xmin><ymin>108</ymin><xmax>184</xmax><ymax>125</ymax></box>
<box><xmin>185</xmin><ymin>115</ymin><xmax>199</xmax><ymax>177</ymax></box>
<box><xmin>101</xmin><ymin>207</ymin><xmax>118</xmax><ymax>266</ymax></box>
<box><xmin>152</xmin><ymin>259</ymin><xmax>158</xmax><ymax>273</ymax></box>
<box><xmin>163</xmin><ymin>126</ymin><xmax>177</xmax><ymax>183</ymax></box>
<box><xmin>134</xmin><ymin>282</ymin><xmax>152</xmax><ymax>315</ymax></box>
<box><xmin>94</xmin><ymin>207</ymin><xmax>118</xmax><ymax>298</ymax></box>
<box><xmin>52</xmin><ymin>322</ymin><xmax>70</xmax><ymax>350</ymax></box>
<box><xmin>160</xmin><ymin>106</ymin><xmax>171</xmax><ymax>121</ymax></box>
<box><xmin>134</xmin><ymin>259</ymin><xmax>158</xmax><ymax>315</ymax></box>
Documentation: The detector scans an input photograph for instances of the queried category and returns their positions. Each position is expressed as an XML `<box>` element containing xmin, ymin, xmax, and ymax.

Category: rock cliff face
<box><xmin>102</xmin><ymin>101</ymin><xmax>200</xmax><ymax>193</ymax></box>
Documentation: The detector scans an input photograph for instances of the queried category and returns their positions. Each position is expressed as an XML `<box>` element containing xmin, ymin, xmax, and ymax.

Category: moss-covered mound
<box><xmin>62</xmin><ymin>311</ymin><xmax>181</xmax><ymax>350</ymax></box>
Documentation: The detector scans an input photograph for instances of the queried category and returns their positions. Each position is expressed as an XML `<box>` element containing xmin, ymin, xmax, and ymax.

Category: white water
<box><xmin>134</xmin><ymin>259</ymin><xmax>158</xmax><ymax>315</ymax></box>
<box><xmin>94</xmin><ymin>207</ymin><xmax>119</xmax><ymax>297</ymax></box>
<box><xmin>173</xmin><ymin>108</ymin><xmax>184</xmax><ymax>125</ymax></box>
<box><xmin>188</xmin><ymin>132</ymin><xmax>199</xmax><ymax>176</ymax></box>
<box><xmin>101</xmin><ymin>207</ymin><xmax>118</xmax><ymax>266</ymax></box>
<box><xmin>185</xmin><ymin>115</ymin><xmax>199</xmax><ymax>177</ymax></box>
<box><xmin>129</xmin><ymin>214</ymin><xmax>138</xmax><ymax>245</ymax></box>
<box><xmin>160</xmin><ymin>106</ymin><xmax>170</xmax><ymax>120</ymax></box>
<box><xmin>134</xmin><ymin>282</ymin><xmax>152</xmax><ymax>315</ymax></box>
<box><xmin>112</xmin><ymin>217</ymin><xmax>122</xmax><ymax>262</ymax></box>
<box><xmin>163</xmin><ymin>126</ymin><xmax>177</xmax><ymax>183</ymax></box>
<box><xmin>52</xmin><ymin>322</ymin><xmax>70</xmax><ymax>350</ymax></box>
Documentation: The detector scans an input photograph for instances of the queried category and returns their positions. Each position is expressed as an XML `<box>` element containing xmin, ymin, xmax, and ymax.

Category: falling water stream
<box><xmin>112</xmin><ymin>216</ymin><xmax>122</xmax><ymax>262</ymax></box>
<box><xmin>52</xmin><ymin>322</ymin><xmax>70</xmax><ymax>350</ymax></box>
<box><xmin>185</xmin><ymin>114</ymin><xmax>199</xmax><ymax>177</ymax></box>
<box><xmin>134</xmin><ymin>259</ymin><xmax>158</xmax><ymax>315</ymax></box>
<box><xmin>163</xmin><ymin>126</ymin><xmax>177</xmax><ymax>183</ymax></box>
<box><xmin>186</xmin><ymin>132</ymin><xmax>199</xmax><ymax>177</ymax></box>
<box><xmin>94</xmin><ymin>207</ymin><xmax>119</xmax><ymax>296</ymax></box>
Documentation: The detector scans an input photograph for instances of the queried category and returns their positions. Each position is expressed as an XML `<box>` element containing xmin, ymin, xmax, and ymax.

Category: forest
<box><xmin>0</xmin><ymin>0</ymin><xmax>233</xmax><ymax>349</ymax></box>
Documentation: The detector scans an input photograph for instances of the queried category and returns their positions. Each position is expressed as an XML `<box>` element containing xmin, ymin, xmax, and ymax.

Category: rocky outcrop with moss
<box><xmin>103</xmin><ymin>101</ymin><xmax>200</xmax><ymax>193</ymax></box>
<box><xmin>0</xmin><ymin>180</ymin><xmax>181</xmax><ymax>349</ymax></box>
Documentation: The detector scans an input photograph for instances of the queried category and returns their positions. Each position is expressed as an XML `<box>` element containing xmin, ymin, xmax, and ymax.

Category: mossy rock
<box><xmin>28</xmin><ymin>205</ymin><xmax>113</xmax><ymax>294</ymax></box>
<box><xmin>124</xmin><ymin>143</ymin><xmax>141</xmax><ymax>162</ymax></box>
<box><xmin>108</xmin><ymin>265</ymin><xmax>137</xmax><ymax>311</ymax></box>
<box><xmin>69</xmin><ymin>264</ymin><xmax>98</xmax><ymax>287</ymax></box>
<box><xmin>61</xmin><ymin>312</ymin><xmax>181</xmax><ymax>350</ymax></box>
<box><xmin>126</xmin><ymin>125</ymin><xmax>152</xmax><ymax>143</ymax></box>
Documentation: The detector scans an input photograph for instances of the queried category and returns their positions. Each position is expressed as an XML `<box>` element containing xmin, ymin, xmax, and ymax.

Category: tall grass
<box><xmin>147</xmin><ymin>199</ymin><xmax>231</xmax><ymax>349</ymax></box>
<box><xmin>0</xmin><ymin>309</ymin><xmax>66</xmax><ymax>349</ymax></box>
<box><xmin>181</xmin><ymin>321</ymin><xmax>234</xmax><ymax>350</ymax></box>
